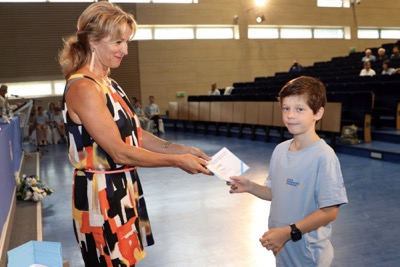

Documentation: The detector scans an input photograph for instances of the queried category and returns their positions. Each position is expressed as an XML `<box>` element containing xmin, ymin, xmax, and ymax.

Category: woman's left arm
<box><xmin>141</xmin><ymin>130</ymin><xmax>211</xmax><ymax>161</ymax></box>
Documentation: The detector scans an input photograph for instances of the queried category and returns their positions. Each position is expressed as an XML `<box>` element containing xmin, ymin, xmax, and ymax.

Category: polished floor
<box><xmin>38</xmin><ymin>131</ymin><xmax>400</xmax><ymax>267</ymax></box>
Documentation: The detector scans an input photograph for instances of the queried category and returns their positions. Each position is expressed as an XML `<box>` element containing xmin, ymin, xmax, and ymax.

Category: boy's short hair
<box><xmin>278</xmin><ymin>76</ymin><xmax>326</xmax><ymax>114</ymax></box>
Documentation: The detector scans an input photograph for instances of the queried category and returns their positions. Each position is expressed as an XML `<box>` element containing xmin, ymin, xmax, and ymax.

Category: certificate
<box><xmin>207</xmin><ymin>147</ymin><xmax>250</xmax><ymax>181</ymax></box>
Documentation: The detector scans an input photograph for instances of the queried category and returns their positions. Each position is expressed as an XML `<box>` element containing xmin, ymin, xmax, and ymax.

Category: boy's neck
<box><xmin>290</xmin><ymin>132</ymin><xmax>320</xmax><ymax>151</ymax></box>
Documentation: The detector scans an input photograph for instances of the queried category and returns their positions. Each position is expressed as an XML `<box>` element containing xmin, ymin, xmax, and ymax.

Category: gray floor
<box><xmin>39</xmin><ymin>131</ymin><xmax>400</xmax><ymax>267</ymax></box>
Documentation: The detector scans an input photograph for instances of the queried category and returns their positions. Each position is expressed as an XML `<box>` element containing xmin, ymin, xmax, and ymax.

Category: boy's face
<box><xmin>281</xmin><ymin>95</ymin><xmax>323</xmax><ymax>137</ymax></box>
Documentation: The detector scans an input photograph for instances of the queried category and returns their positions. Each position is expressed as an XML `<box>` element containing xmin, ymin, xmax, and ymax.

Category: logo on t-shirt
<box><xmin>286</xmin><ymin>178</ymin><xmax>304</xmax><ymax>189</ymax></box>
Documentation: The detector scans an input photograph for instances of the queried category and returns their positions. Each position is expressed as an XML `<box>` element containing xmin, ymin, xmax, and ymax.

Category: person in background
<box><xmin>0</xmin><ymin>84</ymin><xmax>8</xmax><ymax>110</ymax></box>
<box><xmin>46</xmin><ymin>101</ymin><xmax>57</xmax><ymax>143</ymax></box>
<box><xmin>359</xmin><ymin>60</ymin><xmax>376</xmax><ymax>76</ymax></box>
<box><xmin>58</xmin><ymin>2</ymin><xmax>211</xmax><ymax>266</ymax></box>
<box><xmin>131</xmin><ymin>96</ymin><xmax>138</xmax><ymax>105</ymax></box>
<box><xmin>28</xmin><ymin>105</ymin><xmax>37</xmax><ymax>144</ymax></box>
<box><xmin>35</xmin><ymin>106</ymin><xmax>49</xmax><ymax>146</ymax></box>
<box><xmin>208</xmin><ymin>83</ymin><xmax>220</xmax><ymax>96</ymax></box>
<box><xmin>52</xmin><ymin>106</ymin><xmax>66</xmax><ymax>143</ymax></box>
<box><xmin>288</xmin><ymin>60</ymin><xmax>304</xmax><ymax>73</ymax></box>
<box><xmin>145</xmin><ymin>95</ymin><xmax>162</xmax><ymax>135</ymax></box>
<box><xmin>228</xmin><ymin>76</ymin><xmax>348</xmax><ymax>267</ymax></box>
<box><xmin>361</xmin><ymin>48</ymin><xmax>376</xmax><ymax>62</ymax></box>
<box><xmin>133</xmin><ymin>99</ymin><xmax>150</xmax><ymax>130</ymax></box>
<box><xmin>46</xmin><ymin>101</ymin><xmax>57</xmax><ymax>122</ymax></box>
<box><xmin>376</xmin><ymin>47</ymin><xmax>388</xmax><ymax>61</ymax></box>
<box><xmin>381</xmin><ymin>60</ymin><xmax>397</xmax><ymax>75</ymax></box>
<box><xmin>390</xmin><ymin>45</ymin><xmax>400</xmax><ymax>59</ymax></box>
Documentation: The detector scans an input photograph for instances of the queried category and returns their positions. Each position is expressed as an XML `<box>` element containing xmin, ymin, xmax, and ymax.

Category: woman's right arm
<box><xmin>66</xmin><ymin>79</ymin><xmax>210</xmax><ymax>175</ymax></box>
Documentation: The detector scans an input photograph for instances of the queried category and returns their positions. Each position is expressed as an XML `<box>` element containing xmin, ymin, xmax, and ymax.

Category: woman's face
<box><xmin>91</xmin><ymin>25</ymin><xmax>133</xmax><ymax>71</ymax></box>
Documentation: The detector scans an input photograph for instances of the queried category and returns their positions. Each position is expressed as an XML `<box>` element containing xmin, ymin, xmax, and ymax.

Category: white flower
<box><xmin>32</xmin><ymin>192</ymin><xmax>39</xmax><ymax>202</ymax></box>
<box><xmin>16</xmin><ymin>174</ymin><xmax>54</xmax><ymax>202</ymax></box>
<box><xmin>24</xmin><ymin>191</ymin><xmax>33</xmax><ymax>201</ymax></box>
<box><xmin>32</xmin><ymin>187</ymin><xmax>43</xmax><ymax>193</ymax></box>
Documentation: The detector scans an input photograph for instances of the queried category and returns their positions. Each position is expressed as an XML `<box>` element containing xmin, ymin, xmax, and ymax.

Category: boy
<box><xmin>228</xmin><ymin>76</ymin><xmax>348</xmax><ymax>266</ymax></box>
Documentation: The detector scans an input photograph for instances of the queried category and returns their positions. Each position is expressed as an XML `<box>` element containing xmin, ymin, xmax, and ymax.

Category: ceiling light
<box><xmin>256</xmin><ymin>15</ymin><xmax>265</xmax><ymax>23</ymax></box>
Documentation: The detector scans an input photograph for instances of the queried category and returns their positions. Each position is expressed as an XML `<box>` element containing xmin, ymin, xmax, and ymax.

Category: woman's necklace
<box><xmin>88</xmin><ymin>68</ymin><xmax>111</xmax><ymax>87</ymax></box>
<box><xmin>101</xmin><ymin>76</ymin><xmax>111</xmax><ymax>86</ymax></box>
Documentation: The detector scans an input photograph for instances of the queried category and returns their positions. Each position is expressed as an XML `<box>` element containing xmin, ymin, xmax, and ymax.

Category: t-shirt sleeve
<box><xmin>264</xmin><ymin>146</ymin><xmax>280</xmax><ymax>189</ymax></box>
<box><xmin>317</xmin><ymin>154</ymin><xmax>348</xmax><ymax>208</ymax></box>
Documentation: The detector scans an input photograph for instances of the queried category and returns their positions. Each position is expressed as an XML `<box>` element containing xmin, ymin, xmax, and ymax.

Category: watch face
<box><xmin>291</xmin><ymin>230</ymin><xmax>302</xmax><ymax>242</ymax></box>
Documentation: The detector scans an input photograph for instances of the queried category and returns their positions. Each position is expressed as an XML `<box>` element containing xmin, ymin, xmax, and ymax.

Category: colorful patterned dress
<box><xmin>62</xmin><ymin>74</ymin><xmax>154</xmax><ymax>267</ymax></box>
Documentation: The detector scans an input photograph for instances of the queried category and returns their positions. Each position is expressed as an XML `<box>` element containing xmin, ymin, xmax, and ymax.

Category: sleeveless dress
<box><xmin>62</xmin><ymin>74</ymin><xmax>154</xmax><ymax>267</ymax></box>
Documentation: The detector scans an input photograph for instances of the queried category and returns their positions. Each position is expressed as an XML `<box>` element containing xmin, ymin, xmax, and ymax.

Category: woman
<box><xmin>58</xmin><ymin>2</ymin><xmax>211</xmax><ymax>266</ymax></box>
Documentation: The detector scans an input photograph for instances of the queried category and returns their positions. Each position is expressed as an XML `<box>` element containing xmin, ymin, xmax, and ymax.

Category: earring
<box><xmin>89</xmin><ymin>49</ymin><xmax>95</xmax><ymax>72</ymax></box>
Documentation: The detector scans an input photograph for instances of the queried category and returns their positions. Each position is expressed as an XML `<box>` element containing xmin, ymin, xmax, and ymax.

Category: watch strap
<box><xmin>290</xmin><ymin>223</ymin><xmax>298</xmax><ymax>231</ymax></box>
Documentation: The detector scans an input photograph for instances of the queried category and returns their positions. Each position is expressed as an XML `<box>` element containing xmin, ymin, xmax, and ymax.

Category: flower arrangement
<box><xmin>15</xmin><ymin>171</ymin><xmax>54</xmax><ymax>202</ymax></box>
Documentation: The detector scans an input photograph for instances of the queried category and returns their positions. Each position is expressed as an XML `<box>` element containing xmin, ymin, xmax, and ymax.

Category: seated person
<box><xmin>0</xmin><ymin>84</ymin><xmax>7</xmax><ymax>110</ymax></box>
<box><xmin>145</xmin><ymin>95</ymin><xmax>162</xmax><ymax>134</ymax></box>
<box><xmin>133</xmin><ymin>100</ymin><xmax>150</xmax><ymax>130</ymax></box>
<box><xmin>359</xmin><ymin>60</ymin><xmax>376</xmax><ymax>76</ymax></box>
<box><xmin>52</xmin><ymin>107</ymin><xmax>66</xmax><ymax>143</ymax></box>
<box><xmin>131</xmin><ymin>96</ymin><xmax>138</xmax><ymax>106</ymax></box>
<box><xmin>47</xmin><ymin>101</ymin><xmax>56</xmax><ymax>121</ymax></box>
<box><xmin>208</xmin><ymin>83</ymin><xmax>220</xmax><ymax>96</ymax></box>
<box><xmin>376</xmin><ymin>47</ymin><xmax>388</xmax><ymax>61</ymax></box>
<box><xmin>362</xmin><ymin>49</ymin><xmax>376</xmax><ymax>62</ymax></box>
<box><xmin>381</xmin><ymin>60</ymin><xmax>397</xmax><ymax>75</ymax></box>
<box><xmin>28</xmin><ymin>105</ymin><xmax>37</xmax><ymax>143</ymax></box>
<box><xmin>390</xmin><ymin>45</ymin><xmax>400</xmax><ymax>59</ymax></box>
<box><xmin>35</xmin><ymin>106</ymin><xmax>49</xmax><ymax>146</ymax></box>
<box><xmin>288</xmin><ymin>60</ymin><xmax>304</xmax><ymax>72</ymax></box>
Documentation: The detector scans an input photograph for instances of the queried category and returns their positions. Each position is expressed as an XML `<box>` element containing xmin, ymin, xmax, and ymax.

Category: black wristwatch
<box><xmin>290</xmin><ymin>223</ymin><xmax>302</xmax><ymax>242</ymax></box>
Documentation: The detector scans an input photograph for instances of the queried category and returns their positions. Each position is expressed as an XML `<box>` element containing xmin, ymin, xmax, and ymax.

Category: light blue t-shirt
<box><xmin>133</xmin><ymin>107</ymin><xmax>144</xmax><ymax>116</ymax></box>
<box><xmin>35</xmin><ymin>113</ymin><xmax>49</xmax><ymax>125</ymax></box>
<box><xmin>53</xmin><ymin>113</ymin><xmax>64</xmax><ymax>124</ymax></box>
<box><xmin>265</xmin><ymin>139</ymin><xmax>348</xmax><ymax>267</ymax></box>
<box><xmin>145</xmin><ymin>103</ymin><xmax>159</xmax><ymax>116</ymax></box>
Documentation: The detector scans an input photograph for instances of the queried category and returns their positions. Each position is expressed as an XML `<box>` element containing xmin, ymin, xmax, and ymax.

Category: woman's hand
<box><xmin>176</xmin><ymin>154</ymin><xmax>212</xmax><ymax>175</ymax></box>
<box><xmin>186</xmin><ymin>146</ymin><xmax>212</xmax><ymax>161</ymax></box>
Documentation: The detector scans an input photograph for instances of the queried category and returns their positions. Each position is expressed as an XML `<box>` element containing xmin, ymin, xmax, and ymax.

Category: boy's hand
<box><xmin>227</xmin><ymin>176</ymin><xmax>251</xmax><ymax>193</ymax></box>
<box><xmin>259</xmin><ymin>226</ymin><xmax>291</xmax><ymax>254</ymax></box>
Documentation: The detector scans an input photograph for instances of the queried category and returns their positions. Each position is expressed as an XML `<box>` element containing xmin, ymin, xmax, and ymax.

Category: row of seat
<box><xmin>204</xmin><ymin>41</ymin><xmax>400</xmax><ymax>141</ymax></box>
<box><xmin>168</xmin><ymin>100</ymin><xmax>343</xmax><ymax>143</ymax></box>
<box><xmin>237</xmin><ymin>70</ymin><xmax>400</xmax><ymax>92</ymax></box>
<box><xmin>186</xmin><ymin>89</ymin><xmax>375</xmax><ymax>141</ymax></box>
<box><xmin>223</xmin><ymin>75</ymin><xmax>400</xmax><ymax>131</ymax></box>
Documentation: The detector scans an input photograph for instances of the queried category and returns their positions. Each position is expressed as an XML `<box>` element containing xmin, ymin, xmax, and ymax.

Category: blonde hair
<box><xmin>58</xmin><ymin>2</ymin><xmax>136</xmax><ymax>79</ymax></box>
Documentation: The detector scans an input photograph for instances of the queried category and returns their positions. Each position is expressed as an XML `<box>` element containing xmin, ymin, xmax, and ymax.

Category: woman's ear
<box><xmin>88</xmin><ymin>38</ymin><xmax>98</xmax><ymax>51</ymax></box>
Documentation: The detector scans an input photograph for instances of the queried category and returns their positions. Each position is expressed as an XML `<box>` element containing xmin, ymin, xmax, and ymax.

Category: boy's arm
<box><xmin>248</xmin><ymin>182</ymin><xmax>272</xmax><ymax>200</ymax></box>
<box><xmin>260</xmin><ymin>205</ymin><xmax>339</xmax><ymax>253</ymax></box>
<box><xmin>293</xmin><ymin>205</ymin><xmax>339</xmax><ymax>236</ymax></box>
<box><xmin>228</xmin><ymin>176</ymin><xmax>272</xmax><ymax>201</ymax></box>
